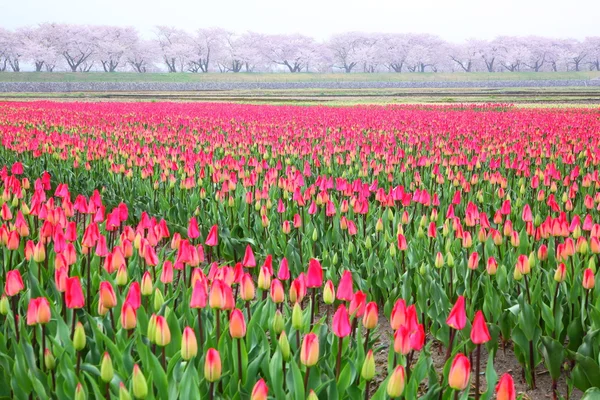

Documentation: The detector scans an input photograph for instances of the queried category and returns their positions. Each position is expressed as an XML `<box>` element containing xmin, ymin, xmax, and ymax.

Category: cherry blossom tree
<box><xmin>18</xmin><ymin>26</ymin><xmax>60</xmax><ymax>71</ymax></box>
<box><xmin>0</xmin><ymin>28</ymin><xmax>12</xmax><ymax>71</ymax></box>
<box><xmin>448</xmin><ymin>39</ymin><xmax>483</xmax><ymax>72</ymax></box>
<box><xmin>216</xmin><ymin>31</ymin><xmax>266</xmax><ymax>73</ymax></box>
<box><xmin>585</xmin><ymin>37</ymin><xmax>600</xmax><ymax>71</ymax></box>
<box><xmin>375</xmin><ymin>34</ymin><xmax>411</xmax><ymax>72</ymax></box>
<box><xmin>261</xmin><ymin>34</ymin><xmax>320</xmax><ymax>72</ymax></box>
<box><xmin>405</xmin><ymin>34</ymin><xmax>447</xmax><ymax>72</ymax></box>
<box><xmin>187</xmin><ymin>28</ymin><xmax>226</xmax><ymax>73</ymax></box>
<box><xmin>93</xmin><ymin>26</ymin><xmax>139</xmax><ymax>72</ymax></box>
<box><xmin>155</xmin><ymin>26</ymin><xmax>191</xmax><ymax>72</ymax></box>
<box><xmin>327</xmin><ymin>32</ymin><xmax>365</xmax><ymax>73</ymax></box>
<box><xmin>44</xmin><ymin>24</ymin><xmax>98</xmax><ymax>72</ymax></box>
<box><xmin>127</xmin><ymin>40</ymin><xmax>159</xmax><ymax>73</ymax></box>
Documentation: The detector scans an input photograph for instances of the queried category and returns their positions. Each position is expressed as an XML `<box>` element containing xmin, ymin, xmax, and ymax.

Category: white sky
<box><xmin>1</xmin><ymin>0</ymin><xmax>598</xmax><ymax>42</ymax></box>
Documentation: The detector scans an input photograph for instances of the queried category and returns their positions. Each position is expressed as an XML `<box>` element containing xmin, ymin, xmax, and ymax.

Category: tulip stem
<box><xmin>524</xmin><ymin>274</ymin><xmax>532</xmax><ymax>305</ymax></box>
<box><xmin>552</xmin><ymin>282</ymin><xmax>560</xmax><ymax>338</ymax></box>
<box><xmin>208</xmin><ymin>382</ymin><xmax>214</xmax><ymax>400</ymax></box>
<box><xmin>41</xmin><ymin>324</ymin><xmax>46</xmax><ymax>371</ymax></box>
<box><xmin>237</xmin><ymin>338</ymin><xmax>243</xmax><ymax>382</ymax></box>
<box><xmin>11</xmin><ymin>296</ymin><xmax>19</xmax><ymax>342</ymax></box>
<box><xmin>453</xmin><ymin>390</ymin><xmax>459</xmax><ymax>400</ymax></box>
<box><xmin>528</xmin><ymin>339</ymin><xmax>536</xmax><ymax>389</ymax></box>
<box><xmin>197</xmin><ymin>309</ymin><xmax>204</xmax><ymax>348</ymax></box>
<box><xmin>86</xmin><ymin>252</ymin><xmax>91</xmax><ymax>313</ymax></box>
<box><xmin>310</xmin><ymin>288</ymin><xmax>316</xmax><ymax>328</ymax></box>
<box><xmin>162</xmin><ymin>346</ymin><xmax>166</xmax><ymax>371</ymax></box>
<box><xmin>303</xmin><ymin>366</ymin><xmax>310</xmax><ymax>393</ymax></box>
<box><xmin>474</xmin><ymin>344</ymin><xmax>481</xmax><ymax>400</ymax></box>
<box><xmin>364</xmin><ymin>329</ymin><xmax>370</xmax><ymax>353</ymax></box>
<box><xmin>215</xmin><ymin>309</ymin><xmax>220</xmax><ymax>341</ymax></box>
<box><xmin>282</xmin><ymin>359</ymin><xmax>287</xmax><ymax>391</ymax></box>
<box><xmin>246</xmin><ymin>301</ymin><xmax>252</xmax><ymax>320</ymax></box>
<box><xmin>76</xmin><ymin>351</ymin><xmax>81</xmax><ymax>376</ymax></box>
<box><xmin>445</xmin><ymin>328</ymin><xmax>456</xmax><ymax>362</ymax></box>
<box><xmin>336</xmin><ymin>336</ymin><xmax>343</xmax><ymax>379</ymax></box>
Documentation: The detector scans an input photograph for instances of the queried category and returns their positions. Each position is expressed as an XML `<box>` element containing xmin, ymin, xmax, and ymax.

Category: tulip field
<box><xmin>2</xmin><ymin>101</ymin><xmax>600</xmax><ymax>400</ymax></box>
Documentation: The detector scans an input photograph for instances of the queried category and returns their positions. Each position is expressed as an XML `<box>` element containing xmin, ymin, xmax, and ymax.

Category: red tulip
<box><xmin>190</xmin><ymin>279</ymin><xmax>207</xmax><ymax>308</ymax></box>
<box><xmin>332</xmin><ymin>304</ymin><xmax>352</xmax><ymax>337</ymax></box>
<box><xmin>470</xmin><ymin>311</ymin><xmax>491</xmax><ymax>344</ymax></box>
<box><xmin>583</xmin><ymin>268</ymin><xmax>595</xmax><ymax>290</ymax></box>
<box><xmin>5</xmin><ymin>269</ymin><xmax>24</xmax><ymax>296</ymax></box>
<box><xmin>99</xmin><ymin>281</ymin><xmax>117</xmax><ymax>309</ymax></box>
<box><xmin>251</xmin><ymin>378</ymin><xmax>268</xmax><ymax>400</ymax></box>
<box><xmin>187</xmin><ymin>217</ymin><xmax>200</xmax><ymax>240</ymax></box>
<box><xmin>242</xmin><ymin>245</ymin><xmax>256</xmax><ymax>267</ymax></box>
<box><xmin>205</xmin><ymin>224</ymin><xmax>218</xmax><ymax>246</ymax></box>
<box><xmin>306</xmin><ymin>258</ymin><xmax>323</xmax><ymax>288</ymax></box>
<box><xmin>362</xmin><ymin>302</ymin><xmax>379</xmax><ymax>329</ymax></box>
<box><xmin>65</xmin><ymin>277</ymin><xmax>85</xmax><ymax>309</ymax></box>
<box><xmin>336</xmin><ymin>270</ymin><xmax>354</xmax><ymax>301</ymax></box>
<box><xmin>229</xmin><ymin>308</ymin><xmax>246</xmax><ymax>338</ymax></box>
<box><xmin>448</xmin><ymin>353</ymin><xmax>470</xmax><ymax>390</ymax></box>
<box><xmin>495</xmin><ymin>373</ymin><xmax>516</xmax><ymax>400</ymax></box>
<box><xmin>446</xmin><ymin>295</ymin><xmax>466</xmax><ymax>330</ymax></box>
<box><xmin>300</xmin><ymin>333</ymin><xmax>319</xmax><ymax>366</ymax></box>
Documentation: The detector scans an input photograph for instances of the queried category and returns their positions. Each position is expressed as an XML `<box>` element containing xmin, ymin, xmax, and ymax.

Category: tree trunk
<box><xmin>35</xmin><ymin>61</ymin><xmax>44</xmax><ymax>72</ymax></box>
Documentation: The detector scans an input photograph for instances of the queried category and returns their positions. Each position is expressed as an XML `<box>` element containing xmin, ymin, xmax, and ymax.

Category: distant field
<box><xmin>2</xmin><ymin>86</ymin><xmax>600</xmax><ymax>106</ymax></box>
<box><xmin>0</xmin><ymin>71</ymin><xmax>599</xmax><ymax>83</ymax></box>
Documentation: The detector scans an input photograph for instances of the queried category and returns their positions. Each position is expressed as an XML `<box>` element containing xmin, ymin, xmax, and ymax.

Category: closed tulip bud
<box><xmin>583</xmin><ymin>268</ymin><xmax>595</xmax><ymax>290</ymax></box>
<box><xmin>591</xmin><ymin>237</ymin><xmax>600</xmax><ymax>254</ymax></box>
<box><xmin>467</xmin><ymin>252</ymin><xmax>479</xmax><ymax>270</ymax></box>
<box><xmin>495</xmin><ymin>373</ymin><xmax>516</xmax><ymax>400</ymax></box>
<box><xmin>386</xmin><ymin>365</ymin><xmax>406</xmax><ymax>398</ymax></box>
<box><xmin>116</xmin><ymin>264</ymin><xmax>128</xmax><ymax>286</ymax></box>
<box><xmin>278</xmin><ymin>331</ymin><xmax>291</xmax><ymax>361</ymax></box>
<box><xmin>257</xmin><ymin>266</ymin><xmax>271</xmax><ymax>290</ymax></box>
<box><xmin>375</xmin><ymin>218</ymin><xmax>384</xmax><ymax>232</ymax></box>
<box><xmin>73</xmin><ymin>322</ymin><xmax>86</xmax><ymax>351</ymax></box>
<box><xmin>448</xmin><ymin>353</ymin><xmax>470</xmax><ymax>391</ymax></box>
<box><xmin>470</xmin><ymin>311</ymin><xmax>491</xmax><ymax>344</ymax></box>
<box><xmin>141</xmin><ymin>272</ymin><xmax>153</xmax><ymax>296</ymax></box>
<box><xmin>99</xmin><ymin>281</ymin><xmax>117</xmax><ymax>309</ymax></box>
<box><xmin>434</xmin><ymin>252</ymin><xmax>444</xmax><ymax>268</ymax></box>
<box><xmin>323</xmin><ymin>280</ymin><xmax>335</xmax><ymax>305</ymax></box>
<box><xmin>446</xmin><ymin>252</ymin><xmax>455</xmax><ymax>267</ymax></box>
<box><xmin>153</xmin><ymin>289</ymin><xmax>164</xmax><ymax>312</ymax></box>
<box><xmin>361</xmin><ymin>350</ymin><xmax>376</xmax><ymax>381</ymax></box>
<box><xmin>154</xmin><ymin>315</ymin><xmax>171</xmax><ymax>346</ymax></box>
<box><xmin>121</xmin><ymin>302</ymin><xmax>137</xmax><ymax>330</ymax></box>
<box><xmin>33</xmin><ymin>241</ymin><xmax>46</xmax><ymax>263</ymax></box>
<box><xmin>307</xmin><ymin>390</ymin><xmax>319</xmax><ymax>400</ymax></box>
<box><xmin>0</xmin><ymin>294</ymin><xmax>8</xmax><ymax>315</ymax></box>
<box><xmin>272</xmin><ymin>309</ymin><xmax>284</xmax><ymax>334</ymax></box>
<box><xmin>229</xmin><ymin>308</ymin><xmax>247</xmax><ymax>339</ymax></box>
<box><xmin>537</xmin><ymin>244</ymin><xmax>548</xmax><ymax>261</ymax></box>
<box><xmin>251</xmin><ymin>379</ymin><xmax>268</xmax><ymax>400</ymax></box>
<box><xmin>240</xmin><ymin>273</ymin><xmax>255</xmax><ymax>301</ymax></box>
<box><xmin>311</xmin><ymin>227</ymin><xmax>318</xmax><ymax>241</ymax></box>
<box><xmin>44</xmin><ymin>348</ymin><xmax>55</xmax><ymax>370</ymax></box>
<box><xmin>181</xmin><ymin>326</ymin><xmax>198</xmax><ymax>360</ymax></box>
<box><xmin>132</xmin><ymin>364</ymin><xmax>148</xmax><ymax>399</ymax></box>
<box><xmin>204</xmin><ymin>348</ymin><xmax>222</xmax><ymax>382</ymax></box>
<box><xmin>5</xmin><ymin>269</ymin><xmax>24</xmax><ymax>296</ymax></box>
<box><xmin>147</xmin><ymin>314</ymin><xmax>157</xmax><ymax>343</ymax></box>
<box><xmin>292</xmin><ymin>302</ymin><xmax>304</xmax><ymax>330</ymax></box>
<box><xmin>446</xmin><ymin>295</ymin><xmax>467</xmax><ymax>330</ymax></box>
<box><xmin>75</xmin><ymin>383</ymin><xmax>86</xmax><ymax>400</ymax></box>
<box><xmin>119</xmin><ymin>383</ymin><xmax>131</xmax><ymax>400</ymax></box>
<box><xmin>270</xmin><ymin>279</ymin><xmax>285</xmax><ymax>303</ymax></box>
<box><xmin>100</xmin><ymin>352</ymin><xmax>114</xmax><ymax>383</ymax></box>
<box><xmin>362</xmin><ymin>302</ymin><xmax>378</xmax><ymax>329</ymax></box>
<box><xmin>513</xmin><ymin>266</ymin><xmax>523</xmax><ymax>281</ymax></box>
<box><xmin>554</xmin><ymin>263</ymin><xmax>567</xmax><ymax>283</ymax></box>
<box><xmin>486</xmin><ymin>257</ymin><xmax>498</xmax><ymax>275</ymax></box>
<box><xmin>300</xmin><ymin>333</ymin><xmax>319</xmax><ymax>367</ymax></box>
<box><xmin>589</xmin><ymin>257</ymin><xmax>597</xmax><ymax>273</ymax></box>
